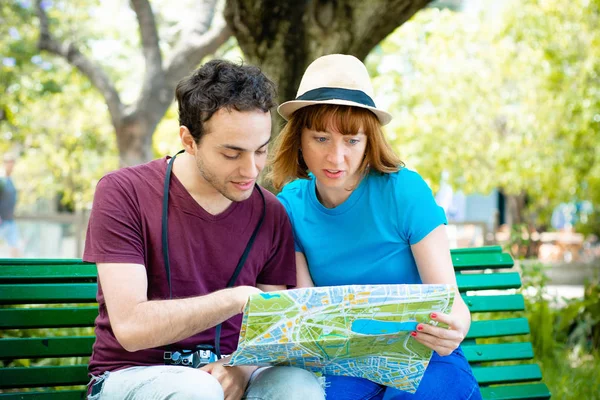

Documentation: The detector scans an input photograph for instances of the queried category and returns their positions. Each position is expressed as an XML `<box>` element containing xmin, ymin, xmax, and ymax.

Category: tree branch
<box><xmin>36</xmin><ymin>0</ymin><xmax>123</xmax><ymax>125</ymax></box>
<box><xmin>130</xmin><ymin>0</ymin><xmax>164</xmax><ymax>89</ymax></box>
<box><xmin>349</xmin><ymin>0</ymin><xmax>434</xmax><ymax>59</ymax></box>
<box><xmin>164</xmin><ymin>0</ymin><xmax>232</xmax><ymax>93</ymax></box>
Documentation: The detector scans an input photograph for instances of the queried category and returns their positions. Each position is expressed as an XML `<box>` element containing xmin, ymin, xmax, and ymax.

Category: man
<box><xmin>0</xmin><ymin>153</ymin><xmax>20</xmax><ymax>257</ymax></box>
<box><xmin>84</xmin><ymin>60</ymin><xmax>324</xmax><ymax>400</ymax></box>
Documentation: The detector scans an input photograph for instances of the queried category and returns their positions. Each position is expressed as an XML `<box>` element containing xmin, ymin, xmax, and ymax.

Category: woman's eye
<box><xmin>315</xmin><ymin>137</ymin><xmax>327</xmax><ymax>143</ymax></box>
<box><xmin>349</xmin><ymin>139</ymin><xmax>360</xmax><ymax>145</ymax></box>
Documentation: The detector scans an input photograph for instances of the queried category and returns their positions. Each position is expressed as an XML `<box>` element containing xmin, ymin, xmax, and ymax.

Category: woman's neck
<box><xmin>315</xmin><ymin>182</ymin><xmax>355</xmax><ymax>209</ymax></box>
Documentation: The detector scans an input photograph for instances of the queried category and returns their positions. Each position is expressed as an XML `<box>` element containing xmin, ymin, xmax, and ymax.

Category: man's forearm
<box><xmin>115</xmin><ymin>287</ymin><xmax>242</xmax><ymax>352</ymax></box>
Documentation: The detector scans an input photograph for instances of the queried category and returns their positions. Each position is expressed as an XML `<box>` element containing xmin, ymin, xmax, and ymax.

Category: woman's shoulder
<box><xmin>276</xmin><ymin>177</ymin><xmax>313</xmax><ymax>210</ymax></box>
<box><xmin>278</xmin><ymin>178</ymin><xmax>312</xmax><ymax>198</ymax></box>
<box><xmin>370</xmin><ymin>168</ymin><xmax>432</xmax><ymax>202</ymax></box>
<box><xmin>370</xmin><ymin>167</ymin><xmax>426</xmax><ymax>189</ymax></box>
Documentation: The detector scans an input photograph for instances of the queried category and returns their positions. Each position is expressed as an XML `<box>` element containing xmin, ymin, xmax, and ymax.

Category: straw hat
<box><xmin>277</xmin><ymin>54</ymin><xmax>392</xmax><ymax>125</ymax></box>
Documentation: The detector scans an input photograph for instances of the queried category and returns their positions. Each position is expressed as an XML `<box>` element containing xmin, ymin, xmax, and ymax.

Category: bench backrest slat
<box><xmin>0</xmin><ymin>365</ymin><xmax>89</xmax><ymax>389</ymax></box>
<box><xmin>0</xmin><ymin>264</ymin><xmax>97</xmax><ymax>282</ymax></box>
<box><xmin>0</xmin><ymin>336</ymin><xmax>95</xmax><ymax>359</ymax></box>
<box><xmin>472</xmin><ymin>364</ymin><xmax>543</xmax><ymax>385</ymax></box>
<box><xmin>462</xmin><ymin>294</ymin><xmax>525</xmax><ymax>313</ymax></box>
<box><xmin>456</xmin><ymin>272</ymin><xmax>522</xmax><ymax>292</ymax></box>
<box><xmin>452</xmin><ymin>252</ymin><xmax>514</xmax><ymax>271</ymax></box>
<box><xmin>463</xmin><ymin>342</ymin><xmax>534</xmax><ymax>363</ymax></box>
<box><xmin>466</xmin><ymin>318</ymin><xmax>530</xmax><ymax>339</ymax></box>
<box><xmin>479</xmin><ymin>383</ymin><xmax>552</xmax><ymax>400</ymax></box>
<box><xmin>0</xmin><ymin>307</ymin><xmax>98</xmax><ymax>329</ymax></box>
<box><xmin>0</xmin><ymin>283</ymin><xmax>97</xmax><ymax>304</ymax></box>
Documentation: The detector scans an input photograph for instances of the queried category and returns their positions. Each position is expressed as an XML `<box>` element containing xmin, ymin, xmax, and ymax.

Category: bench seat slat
<box><xmin>472</xmin><ymin>364</ymin><xmax>542</xmax><ymax>385</ymax></box>
<box><xmin>479</xmin><ymin>383</ymin><xmax>551</xmax><ymax>399</ymax></box>
<box><xmin>0</xmin><ymin>307</ymin><xmax>97</xmax><ymax>329</ymax></box>
<box><xmin>463</xmin><ymin>343</ymin><xmax>534</xmax><ymax>362</ymax></box>
<box><xmin>0</xmin><ymin>365</ymin><xmax>89</xmax><ymax>389</ymax></box>
<box><xmin>466</xmin><ymin>318</ymin><xmax>530</xmax><ymax>339</ymax></box>
<box><xmin>0</xmin><ymin>284</ymin><xmax>97</xmax><ymax>304</ymax></box>
<box><xmin>456</xmin><ymin>273</ymin><xmax>522</xmax><ymax>292</ymax></box>
<box><xmin>463</xmin><ymin>294</ymin><xmax>525</xmax><ymax>313</ymax></box>
<box><xmin>0</xmin><ymin>337</ymin><xmax>94</xmax><ymax>359</ymax></box>
<box><xmin>0</xmin><ymin>390</ymin><xmax>86</xmax><ymax>400</ymax></box>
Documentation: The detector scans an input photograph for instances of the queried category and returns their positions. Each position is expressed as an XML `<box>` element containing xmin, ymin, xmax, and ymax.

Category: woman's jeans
<box><xmin>325</xmin><ymin>347</ymin><xmax>482</xmax><ymax>400</ymax></box>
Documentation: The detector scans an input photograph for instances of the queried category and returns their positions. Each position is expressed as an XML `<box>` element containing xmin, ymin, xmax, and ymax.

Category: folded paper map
<box><xmin>227</xmin><ymin>284</ymin><xmax>455</xmax><ymax>393</ymax></box>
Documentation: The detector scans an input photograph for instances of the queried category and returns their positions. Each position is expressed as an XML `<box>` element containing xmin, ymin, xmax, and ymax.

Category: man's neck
<box><xmin>171</xmin><ymin>153</ymin><xmax>232</xmax><ymax>215</ymax></box>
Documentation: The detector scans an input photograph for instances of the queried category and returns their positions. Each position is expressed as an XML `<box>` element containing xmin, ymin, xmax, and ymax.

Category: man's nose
<box><xmin>239</xmin><ymin>154</ymin><xmax>259</xmax><ymax>178</ymax></box>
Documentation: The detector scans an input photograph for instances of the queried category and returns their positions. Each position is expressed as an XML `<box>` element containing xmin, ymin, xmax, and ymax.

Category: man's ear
<box><xmin>179</xmin><ymin>126</ymin><xmax>196</xmax><ymax>154</ymax></box>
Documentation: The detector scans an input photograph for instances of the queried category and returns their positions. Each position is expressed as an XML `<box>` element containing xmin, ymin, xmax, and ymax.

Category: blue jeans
<box><xmin>325</xmin><ymin>347</ymin><xmax>482</xmax><ymax>400</ymax></box>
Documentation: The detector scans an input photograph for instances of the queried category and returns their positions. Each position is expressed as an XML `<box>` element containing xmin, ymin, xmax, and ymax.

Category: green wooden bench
<box><xmin>0</xmin><ymin>246</ymin><xmax>551</xmax><ymax>399</ymax></box>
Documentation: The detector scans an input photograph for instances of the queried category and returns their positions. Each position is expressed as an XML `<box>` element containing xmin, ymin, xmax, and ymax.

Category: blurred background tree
<box><xmin>369</xmin><ymin>0</ymin><xmax>600</xmax><ymax>228</ymax></box>
<box><xmin>1</xmin><ymin>0</ymin><xmax>599</xmax><ymax>234</ymax></box>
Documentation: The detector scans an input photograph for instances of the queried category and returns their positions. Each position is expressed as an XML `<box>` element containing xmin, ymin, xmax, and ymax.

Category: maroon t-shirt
<box><xmin>83</xmin><ymin>157</ymin><xmax>296</xmax><ymax>376</ymax></box>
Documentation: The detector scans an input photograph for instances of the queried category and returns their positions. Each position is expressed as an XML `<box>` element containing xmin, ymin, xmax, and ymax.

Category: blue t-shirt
<box><xmin>277</xmin><ymin>169</ymin><xmax>447</xmax><ymax>287</ymax></box>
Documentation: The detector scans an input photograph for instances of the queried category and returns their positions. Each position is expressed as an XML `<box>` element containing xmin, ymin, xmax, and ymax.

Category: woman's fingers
<box><xmin>411</xmin><ymin>330</ymin><xmax>457</xmax><ymax>356</ymax></box>
<box><xmin>411</xmin><ymin>313</ymin><xmax>465</xmax><ymax>356</ymax></box>
<box><xmin>416</xmin><ymin>322</ymin><xmax>464</xmax><ymax>342</ymax></box>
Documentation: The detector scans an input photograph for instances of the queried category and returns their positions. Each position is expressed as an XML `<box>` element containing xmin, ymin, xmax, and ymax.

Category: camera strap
<box><xmin>162</xmin><ymin>149</ymin><xmax>266</xmax><ymax>358</ymax></box>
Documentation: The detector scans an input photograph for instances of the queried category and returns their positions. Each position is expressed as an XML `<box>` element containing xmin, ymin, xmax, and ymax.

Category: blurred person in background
<box><xmin>0</xmin><ymin>152</ymin><xmax>21</xmax><ymax>257</ymax></box>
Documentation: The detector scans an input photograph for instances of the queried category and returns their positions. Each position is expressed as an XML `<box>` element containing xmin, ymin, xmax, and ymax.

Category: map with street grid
<box><xmin>228</xmin><ymin>284</ymin><xmax>455</xmax><ymax>393</ymax></box>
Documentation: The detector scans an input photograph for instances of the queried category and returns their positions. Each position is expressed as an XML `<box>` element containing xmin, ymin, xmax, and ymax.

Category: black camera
<box><xmin>164</xmin><ymin>345</ymin><xmax>219</xmax><ymax>368</ymax></box>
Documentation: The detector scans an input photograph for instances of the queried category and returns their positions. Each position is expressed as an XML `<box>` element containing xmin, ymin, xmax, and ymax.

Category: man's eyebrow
<box><xmin>220</xmin><ymin>138</ymin><xmax>271</xmax><ymax>152</ymax></box>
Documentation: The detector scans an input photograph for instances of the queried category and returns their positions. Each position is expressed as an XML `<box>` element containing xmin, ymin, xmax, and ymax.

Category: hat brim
<box><xmin>277</xmin><ymin>99</ymin><xmax>392</xmax><ymax>126</ymax></box>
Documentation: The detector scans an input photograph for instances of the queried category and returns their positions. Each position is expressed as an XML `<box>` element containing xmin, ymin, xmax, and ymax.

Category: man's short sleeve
<box><xmin>83</xmin><ymin>175</ymin><xmax>145</xmax><ymax>264</ymax></box>
<box><xmin>255</xmin><ymin>202</ymin><xmax>297</xmax><ymax>287</ymax></box>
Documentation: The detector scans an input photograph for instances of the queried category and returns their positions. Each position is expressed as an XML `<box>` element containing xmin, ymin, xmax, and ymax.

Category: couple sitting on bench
<box><xmin>85</xmin><ymin>54</ymin><xmax>480</xmax><ymax>400</ymax></box>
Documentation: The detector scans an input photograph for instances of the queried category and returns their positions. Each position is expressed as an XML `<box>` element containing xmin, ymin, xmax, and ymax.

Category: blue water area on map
<box><xmin>259</xmin><ymin>293</ymin><xmax>281</xmax><ymax>300</ymax></box>
<box><xmin>351</xmin><ymin>319</ymin><xmax>417</xmax><ymax>334</ymax></box>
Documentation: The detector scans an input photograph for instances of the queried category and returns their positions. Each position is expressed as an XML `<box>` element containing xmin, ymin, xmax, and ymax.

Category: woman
<box><xmin>270</xmin><ymin>54</ymin><xmax>482</xmax><ymax>400</ymax></box>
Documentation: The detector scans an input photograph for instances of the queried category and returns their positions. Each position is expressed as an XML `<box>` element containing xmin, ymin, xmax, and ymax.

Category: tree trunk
<box><xmin>116</xmin><ymin>113</ymin><xmax>158</xmax><ymax>167</ymax></box>
<box><xmin>225</xmin><ymin>0</ymin><xmax>432</xmax><ymax>126</ymax></box>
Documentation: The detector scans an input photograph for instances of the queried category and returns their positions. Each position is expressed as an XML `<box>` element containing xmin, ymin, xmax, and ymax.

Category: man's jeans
<box><xmin>325</xmin><ymin>348</ymin><xmax>482</xmax><ymax>400</ymax></box>
<box><xmin>87</xmin><ymin>365</ymin><xmax>324</xmax><ymax>400</ymax></box>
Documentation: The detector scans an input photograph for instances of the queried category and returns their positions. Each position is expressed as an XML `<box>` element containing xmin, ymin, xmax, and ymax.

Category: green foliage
<box><xmin>369</xmin><ymin>0</ymin><xmax>600</xmax><ymax>225</ymax></box>
<box><xmin>0</xmin><ymin>1</ymin><xmax>118</xmax><ymax>211</ymax></box>
<box><xmin>556</xmin><ymin>277</ymin><xmax>600</xmax><ymax>351</ymax></box>
<box><xmin>517</xmin><ymin>262</ymin><xmax>600</xmax><ymax>398</ymax></box>
<box><xmin>472</xmin><ymin>260</ymin><xmax>600</xmax><ymax>398</ymax></box>
<box><xmin>519</xmin><ymin>262</ymin><xmax>558</xmax><ymax>359</ymax></box>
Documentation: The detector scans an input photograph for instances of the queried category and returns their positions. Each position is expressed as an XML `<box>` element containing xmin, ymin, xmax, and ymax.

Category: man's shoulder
<box><xmin>99</xmin><ymin>159</ymin><xmax>165</xmax><ymax>189</ymax></box>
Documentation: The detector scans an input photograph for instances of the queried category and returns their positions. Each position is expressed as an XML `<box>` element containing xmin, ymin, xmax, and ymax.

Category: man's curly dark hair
<box><xmin>175</xmin><ymin>59</ymin><xmax>277</xmax><ymax>143</ymax></box>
